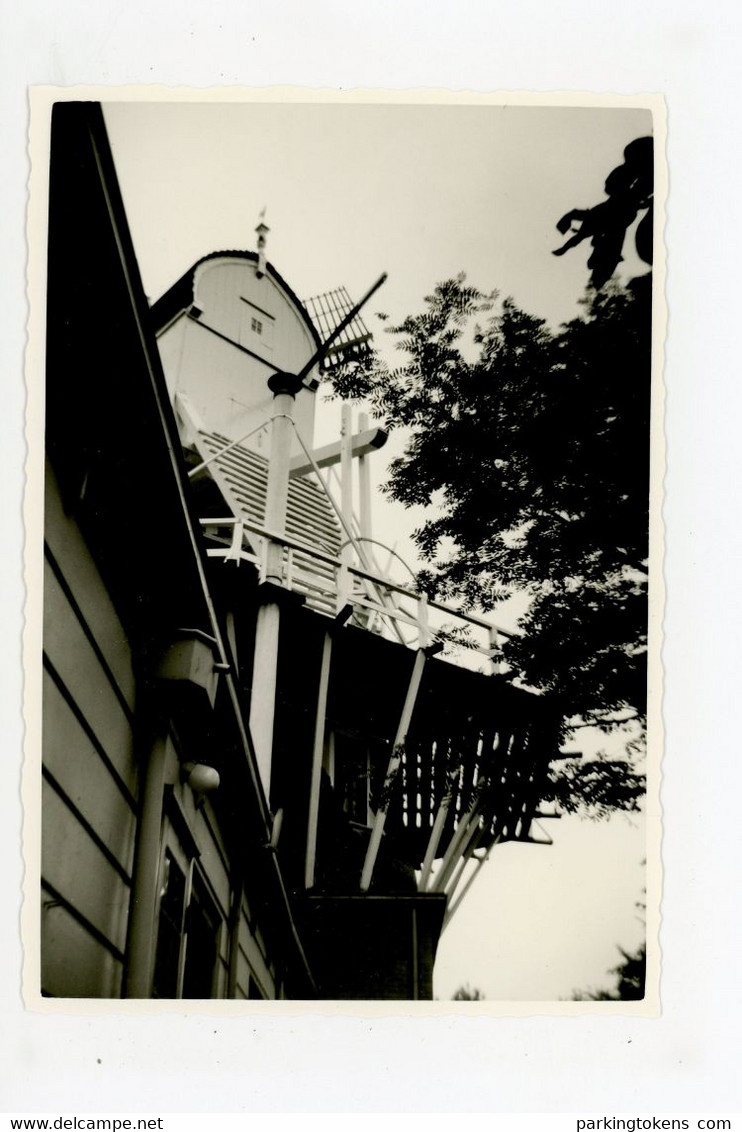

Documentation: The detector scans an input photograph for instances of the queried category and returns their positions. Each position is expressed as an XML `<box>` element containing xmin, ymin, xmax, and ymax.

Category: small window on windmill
<box><xmin>239</xmin><ymin>298</ymin><xmax>274</xmax><ymax>355</ymax></box>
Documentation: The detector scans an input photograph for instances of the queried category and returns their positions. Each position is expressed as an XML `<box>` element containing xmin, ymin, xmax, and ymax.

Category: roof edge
<box><xmin>149</xmin><ymin>249</ymin><xmax>322</xmax><ymax>351</ymax></box>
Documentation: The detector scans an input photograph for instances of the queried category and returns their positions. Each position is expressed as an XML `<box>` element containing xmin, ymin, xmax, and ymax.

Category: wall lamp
<box><xmin>181</xmin><ymin>761</ymin><xmax>221</xmax><ymax>795</ymax></box>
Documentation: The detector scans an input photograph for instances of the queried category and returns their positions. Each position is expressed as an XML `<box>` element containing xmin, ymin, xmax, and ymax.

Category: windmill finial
<box><xmin>255</xmin><ymin>207</ymin><xmax>269</xmax><ymax>277</ymax></box>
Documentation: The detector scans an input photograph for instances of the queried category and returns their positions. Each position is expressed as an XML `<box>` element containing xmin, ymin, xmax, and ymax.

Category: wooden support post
<box><xmin>444</xmin><ymin>820</ymin><xmax>486</xmax><ymax>898</ymax></box>
<box><xmin>226</xmin><ymin>519</ymin><xmax>244</xmax><ymax>563</ymax></box>
<box><xmin>249</xmin><ymin>602</ymin><xmax>282</xmax><ymax>796</ymax></box>
<box><xmin>358</xmin><ymin>411</ymin><xmax>372</xmax><ymax>543</ymax></box>
<box><xmin>429</xmin><ymin>800</ymin><xmax>483</xmax><ymax>894</ymax></box>
<box><xmin>288</xmin><ymin>424</ymin><xmax>388</xmax><ymax>479</ymax></box>
<box><xmin>225</xmin><ymin>610</ymin><xmax>239</xmax><ymax>676</ymax></box>
<box><xmin>340</xmin><ymin>403</ymin><xmax>354</xmax><ymax>567</ymax></box>
<box><xmin>418</xmin><ymin>592</ymin><xmax>430</xmax><ymax>649</ymax></box>
<box><xmin>304</xmin><ymin>630</ymin><xmax>333</xmax><ymax>890</ymax></box>
<box><xmin>488</xmin><ymin>626</ymin><xmax>503</xmax><ymax>675</ymax></box>
<box><xmin>360</xmin><ymin>648</ymin><xmax>427</xmax><ymax>892</ymax></box>
<box><xmin>336</xmin><ymin>561</ymin><xmax>350</xmax><ymax>613</ymax></box>
<box><xmin>324</xmin><ymin>728</ymin><xmax>336</xmax><ymax>786</ymax></box>
<box><xmin>123</xmin><ymin>734</ymin><xmax>169</xmax><ymax>998</ymax></box>
<box><xmin>441</xmin><ymin>837</ymin><xmax>501</xmax><ymax>933</ymax></box>
<box><xmin>418</xmin><ymin>793</ymin><xmax>452</xmax><ymax>891</ymax></box>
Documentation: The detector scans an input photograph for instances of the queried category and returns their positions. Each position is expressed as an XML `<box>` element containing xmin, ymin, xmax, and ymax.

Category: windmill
<box><xmin>151</xmin><ymin>233</ymin><xmax>560</xmax><ymax>999</ymax></box>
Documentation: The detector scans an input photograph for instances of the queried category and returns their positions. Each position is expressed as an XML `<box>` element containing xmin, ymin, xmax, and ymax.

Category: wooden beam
<box><xmin>360</xmin><ymin>649</ymin><xmax>427</xmax><ymax>892</ymax></box>
<box><xmin>429</xmin><ymin>799</ymin><xmax>483</xmax><ymax>894</ymax></box>
<box><xmin>441</xmin><ymin>836</ymin><xmax>501</xmax><ymax>933</ymax></box>
<box><xmin>288</xmin><ymin>427</ymin><xmax>388</xmax><ymax>479</ymax></box>
<box><xmin>358</xmin><ymin>411</ymin><xmax>372</xmax><ymax>542</ymax></box>
<box><xmin>443</xmin><ymin>820</ymin><xmax>487</xmax><ymax>898</ymax></box>
<box><xmin>304</xmin><ymin>632</ymin><xmax>333</xmax><ymax>889</ymax></box>
<box><xmin>248</xmin><ymin>385</ymin><xmax>297</xmax><ymax>794</ymax></box>
<box><xmin>418</xmin><ymin>793</ymin><xmax>452</xmax><ymax>891</ymax></box>
<box><xmin>340</xmin><ymin>404</ymin><xmax>354</xmax><ymax>566</ymax></box>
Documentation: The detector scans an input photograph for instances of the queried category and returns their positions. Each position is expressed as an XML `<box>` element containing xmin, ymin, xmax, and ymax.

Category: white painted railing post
<box><xmin>418</xmin><ymin>592</ymin><xmax>430</xmax><ymax>649</ymax></box>
<box><xmin>340</xmin><ymin>403</ymin><xmax>354</xmax><ymax>567</ymax></box>
<box><xmin>358</xmin><ymin>410</ymin><xmax>372</xmax><ymax>544</ymax></box>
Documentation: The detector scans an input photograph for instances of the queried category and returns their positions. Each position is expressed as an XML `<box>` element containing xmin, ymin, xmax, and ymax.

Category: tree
<box><xmin>451</xmin><ymin>984</ymin><xmax>485</xmax><ymax>1001</ymax></box>
<box><xmin>543</xmin><ymin>751</ymin><xmax>646</xmax><ymax>820</ymax></box>
<box><xmin>571</xmin><ymin>943</ymin><xmax>646</xmax><ymax>1001</ymax></box>
<box><xmin>552</xmin><ymin>136</ymin><xmax>654</xmax><ymax>288</ymax></box>
<box><xmin>332</xmin><ymin>272</ymin><xmax>651</xmax><ymax>742</ymax></box>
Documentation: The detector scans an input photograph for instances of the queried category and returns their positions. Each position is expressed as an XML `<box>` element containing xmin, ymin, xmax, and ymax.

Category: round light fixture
<box><xmin>181</xmin><ymin>762</ymin><xmax>220</xmax><ymax>794</ymax></box>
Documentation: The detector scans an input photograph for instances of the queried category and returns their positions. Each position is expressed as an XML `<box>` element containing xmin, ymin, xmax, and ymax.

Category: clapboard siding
<box><xmin>42</xmin><ymin>464</ymin><xmax>139</xmax><ymax>997</ymax></box>
<box><xmin>42</xmin><ymin>670</ymin><xmax>137</xmax><ymax>871</ymax></box>
<box><xmin>236</xmin><ymin>931</ymin><xmax>275</xmax><ymax>1000</ymax></box>
<box><xmin>193</xmin><ymin>806</ymin><xmax>232</xmax><ymax>921</ymax></box>
<box><xmin>44</xmin><ymin>464</ymin><xmax>136</xmax><ymax>713</ymax></box>
<box><xmin>236</xmin><ymin>893</ymin><xmax>275</xmax><ymax>998</ymax></box>
<box><xmin>42</xmin><ymin>779</ymin><xmax>131</xmax><ymax>956</ymax></box>
<box><xmin>41</xmin><ymin>887</ymin><xmax>123</xmax><ymax>998</ymax></box>
<box><xmin>43</xmin><ymin>560</ymin><xmax>138</xmax><ymax>796</ymax></box>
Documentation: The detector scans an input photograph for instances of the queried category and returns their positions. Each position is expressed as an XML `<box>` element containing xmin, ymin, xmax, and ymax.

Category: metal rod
<box><xmin>187</xmin><ymin>418</ymin><xmax>271</xmax><ymax>479</ymax></box>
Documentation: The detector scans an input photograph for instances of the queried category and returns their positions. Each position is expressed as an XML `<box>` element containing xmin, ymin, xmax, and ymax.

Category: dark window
<box><xmin>248</xmin><ymin>976</ymin><xmax>266</xmax><ymax>1000</ymax></box>
<box><xmin>152</xmin><ymin>851</ymin><xmax>221</xmax><ymax>999</ymax></box>
<box><xmin>152</xmin><ymin>851</ymin><xmax>186</xmax><ymax>998</ymax></box>
<box><xmin>182</xmin><ymin>874</ymin><xmax>219</xmax><ymax>999</ymax></box>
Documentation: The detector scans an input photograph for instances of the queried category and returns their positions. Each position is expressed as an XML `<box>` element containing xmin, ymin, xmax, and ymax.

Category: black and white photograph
<box><xmin>30</xmin><ymin>91</ymin><xmax>661</xmax><ymax>1006</ymax></box>
<box><xmin>3</xmin><ymin>0</ymin><xmax>742</xmax><ymax>1115</ymax></box>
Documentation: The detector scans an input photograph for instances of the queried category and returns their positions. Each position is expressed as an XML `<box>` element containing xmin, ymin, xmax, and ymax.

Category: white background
<box><xmin>2</xmin><ymin>0</ymin><xmax>741</xmax><ymax>1114</ymax></box>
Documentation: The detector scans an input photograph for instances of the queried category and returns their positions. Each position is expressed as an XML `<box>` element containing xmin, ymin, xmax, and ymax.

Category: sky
<box><xmin>102</xmin><ymin>95</ymin><xmax>652</xmax><ymax>1001</ymax></box>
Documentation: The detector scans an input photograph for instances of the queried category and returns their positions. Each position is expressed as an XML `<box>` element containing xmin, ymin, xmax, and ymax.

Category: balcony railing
<box><xmin>200</xmin><ymin>516</ymin><xmax>514</xmax><ymax>668</ymax></box>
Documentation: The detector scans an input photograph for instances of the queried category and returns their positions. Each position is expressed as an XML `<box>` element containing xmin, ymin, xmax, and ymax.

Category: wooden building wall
<box><xmin>40</xmin><ymin>102</ymin><xmax>309</xmax><ymax>1002</ymax></box>
<box><xmin>42</xmin><ymin>461</ymin><xmax>139</xmax><ymax>997</ymax></box>
<box><xmin>42</xmin><ymin>461</ymin><xmax>279</xmax><ymax>1000</ymax></box>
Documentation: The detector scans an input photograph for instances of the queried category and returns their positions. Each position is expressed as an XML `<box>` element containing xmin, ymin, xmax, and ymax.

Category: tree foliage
<box><xmin>451</xmin><ymin>983</ymin><xmax>485</xmax><ymax>1000</ymax></box>
<box><xmin>332</xmin><ymin>272</ymin><xmax>651</xmax><ymax>734</ymax></box>
<box><xmin>571</xmin><ymin>943</ymin><xmax>646</xmax><ymax>1001</ymax></box>
<box><xmin>543</xmin><ymin>756</ymin><xmax>646</xmax><ymax>821</ymax></box>
<box><xmin>552</xmin><ymin>136</ymin><xmax>654</xmax><ymax>288</ymax></box>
